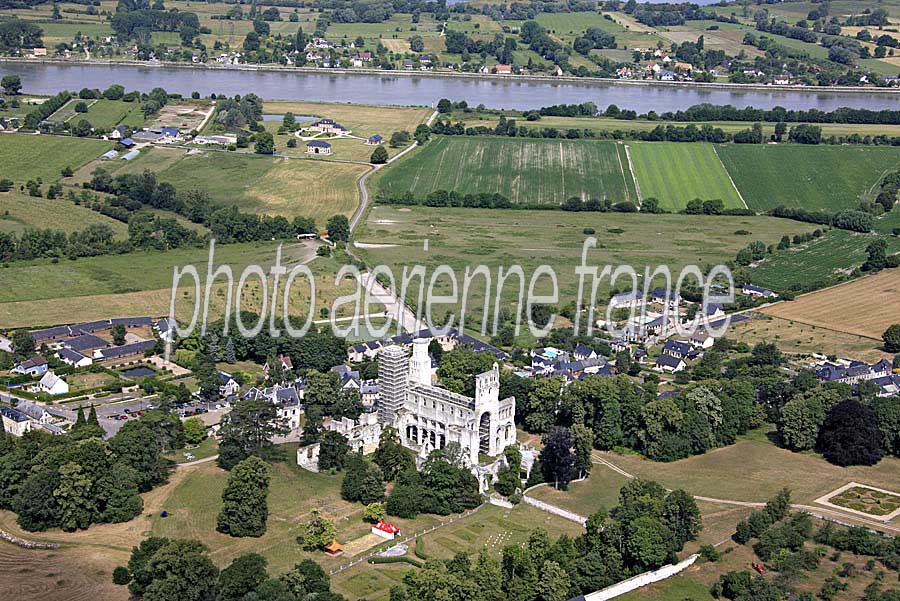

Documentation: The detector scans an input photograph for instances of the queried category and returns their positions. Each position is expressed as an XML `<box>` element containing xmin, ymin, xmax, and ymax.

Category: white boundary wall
<box><xmin>581</xmin><ymin>554</ymin><xmax>699</xmax><ymax>601</ymax></box>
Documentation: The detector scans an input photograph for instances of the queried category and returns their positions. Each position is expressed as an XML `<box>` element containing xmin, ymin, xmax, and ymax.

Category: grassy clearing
<box><xmin>760</xmin><ymin>268</ymin><xmax>900</xmax><ymax>340</ymax></box>
<box><xmin>718</xmin><ymin>145</ymin><xmax>900</xmax><ymax>212</ymax></box>
<box><xmin>604</xmin><ymin>439</ymin><xmax>900</xmax><ymax>505</ymax></box>
<box><xmin>626</xmin><ymin>142</ymin><xmax>744</xmax><ymax>211</ymax></box>
<box><xmin>748</xmin><ymin>228</ymin><xmax>900</xmax><ymax>291</ymax></box>
<box><xmin>111</xmin><ymin>148</ymin><xmax>364</xmax><ymax>224</ymax></box>
<box><xmin>0</xmin><ymin>134</ymin><xmax>112</xmax><ymax>183</ymax></box>
<box><xmin>527</xmin><ymin>467</ymin><xmax>630</xmax><ymax>516</ymax></box>
<box><xmin>729</xmin><ymin>315</ymin><xmax>891</xmax><ymax>363</ymax></box>
<box><xmin>0</xmin><ymin>191</ymin><xmax>129</xmax><ymax>237</ymax></box>
<box><xmin>377</xmin><ymin>137</ymin><xmax>635</xmax><ymax>204</ymax></box>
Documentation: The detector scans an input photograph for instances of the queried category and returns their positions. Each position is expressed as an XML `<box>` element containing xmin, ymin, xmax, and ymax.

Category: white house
<box><xmin>654</xmin><ymin>354</ymin><xmax>686</xmax><ymax>373</ymax></box>
<box><xmin>39</xmin><ymin>371</ymin><xmax>69</xmax><ymax>395</ymax></box>
<box><xmin>57</xmin><ymin>347</ymin><xmax>93</xmax><ymax>368</ymax></box>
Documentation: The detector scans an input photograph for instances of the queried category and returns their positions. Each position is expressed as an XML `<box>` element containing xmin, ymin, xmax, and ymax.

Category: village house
<box><xmin>219</xmin><ymin>372</ymin><xmax>240</xmax><ymax>399</ymax></box>
<box><xmin>15</xmin><ymin>400</ymin><xmax>52</xmax><ymax>425</ymax></box>
<box><xmin>815</xmin><ymin>359</ymin><xmax>893</xmax><ymax>386</ymax></box>
<box><xmin>609</xmin><ymin>290</ymin><xmax>643</xmax><ymax>310</ymax></box>
<box><xmin>38</xmin><ymin>371</ymin><xmax>69</xmax><ymax>395</ymax></box>
<box><xmin>741</xmin><ymin>284</ymin><xmax>778</xmax><ymax>299</ymax></box>
<box><xmin>654</xmin><ymin>353</ymin><xmax>686</xmax><ymax>373</ymax></box>
<box><xmin>365</xmin><ymin>134</ymin><xmax>383</xmax><ymax>145</ymax></box>
<box><xmin>495</xmin><ymin>64</ymin><xmax>512</xmax><ymax>75</ymax></box>
<box><xmin>308</xmin><ymin>118</ymin><xmax>347</xmax><ymax>134</ymax></box>
<box><xmin>57</xmin><ymin>347</ymin><xmax>93</xmax><ymax>368</ymax></box>
<box><xmin>243</xmin><ymin>383</ymin><xmax>304</xmax><ymax>430</ymax></box>
<box><xmin>263</xmin><ymin>354</ymin><xmax>294</xmax><ymax>379</ymax></box>
<box><xmin>690</xmin><ymin>330</ymin><xmax>715</xmax><ymax>349</ymax></box>
<box><xmin>12</xmin><ymin>356</ymin><xmax>48</xmax><ymax>377</ymax></box>
<box><xmin>0</xmin><ymin>406</ymin><xmax>32</xmax><ymax>437</ymax></box>
<box><xmin>661</xmin><ymin>340</ymin><xmax>693</xmax><ymax>360</ymax></box>
<box><xmin>673</xmin><ymin>61</ymin><xmax>693</xmax><ymax>73</ymax></box>
<box><xmin>306</xmin><ymin>140</ymin><xmax>332</xmax><ymax>155</ymax></box>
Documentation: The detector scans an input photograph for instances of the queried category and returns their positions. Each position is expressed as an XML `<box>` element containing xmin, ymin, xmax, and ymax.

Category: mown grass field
<box><xmin>0</xmin><ymin>191</ymin><xmax>129</xmax><ymax>237</ymax></box>
<box><xmin>0</xmin><ymin>249</ymin><xmax>375</xmax><ymax>328</ymax></box>
<box><xmin>605</xmin><ymin>439</ymin><xmax>900</xmax><ymax>505</ymax></box>
<box><xmin>748</xmin><ymin>228</ymin><xmax>900</xmax><ymax>291</ymax></box>
<box><xmin>761</xmin><ymin>268</ymin><xmax>900</xmax><ymax>340</ymax></box>
<box><xmin>626</xmin><ymin>142</ymin><xmax>744</xmax><ymax>211</ymax></box>
<box><xmin>377</xmin><ymin>137</ymin><xmax>636</xmax><ymax>204</ymax></box>
<box><xmin>110</xmin><ymin>148</ymin><xmax>364</xmax><ymax>224</ymax></box>
<box><xmin>718</xmin><ymin>145</ymin><xmax>900</xmax><ymax>212</ymax></box>
<box><xmin>79</xmin><ymin>99</ymin><xmax>147</xmax><ymax>129</ymax></box>
<box><xmin>0</xmin><ymin>134</ymin><xmax>112</xmax><ymax>183</ymax></box>
<box><xmin>356</xmin><ymin>205</ymin><xmax>815</xmax><ymax>338</ymax></box>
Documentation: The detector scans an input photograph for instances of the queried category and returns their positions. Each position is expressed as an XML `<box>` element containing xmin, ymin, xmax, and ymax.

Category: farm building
<box><xmin>306</xmin><ymin>140</ymin><xmax>332</xmax><ymax>155</ymax></box>
<box><xmin>57</xmin><ymin>347</ymin><xmax>93</xmax><ymax>368</ymax></box>
<box><xmin>101</xmin><ymin>149</ymin><xmax>119</xmax><ymax>160</ymax></box>
<box><xmin>119</xmin><ymin>138</ymin><xmax>135</xmax><ymax>148</ymax></box>
<box><xmin>121</xmin><ymin>149</ymin><xmax>140</xmax><ymax>161</ymax></box>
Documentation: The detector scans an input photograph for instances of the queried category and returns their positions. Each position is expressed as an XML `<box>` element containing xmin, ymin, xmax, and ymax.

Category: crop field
<box><xmin>717</xmin><ymin>145</ymin><xmax>900</xmax><ymax>212</ymax></box>
<box><xmin>729</xmin><ymin>315</ymin><xmax>890</xmax><ymax>362</ymax></box>
<box><xmin>377</xmin><ymin>137</ymin><xmax>636</xmax><ymax>204</ymax></box>
<box><xmin>0</xmin><ymin>134</ymin><xmax>112</xmax><ymax>183</ymax></box>
<box><xmin>748</xmin><ymin>229</ymin><xmax>900</xmax><ymax>292</ymax></box>
<box><xmin>34</xmin><ymin>20</ymin><xmax>114</xmax><ymax>44</ymax></box>
<box><xmin>0</xmin><ymin>192</ymin><xmax>129</xmax><ymax>237</ymax></box>
<box><xmin>626</xmin><ymin>142</ymin><xmax>744</xmax><ymax>211</ymax></box>
<box><xmin>760</xmin><ymin>268</ymin><xmax>900</xmax><ymax>340</ymax></box>
<box><xmin>111</xmin><ymin>148</ymin><xmax>364</xmax><ymax>224</ymax></box>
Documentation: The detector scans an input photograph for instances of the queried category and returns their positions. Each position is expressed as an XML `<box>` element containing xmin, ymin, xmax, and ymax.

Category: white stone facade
<box><xmin>379</xmin><ymin>339</ymin><xmax>516</xmax><ymax>466</ymax></box>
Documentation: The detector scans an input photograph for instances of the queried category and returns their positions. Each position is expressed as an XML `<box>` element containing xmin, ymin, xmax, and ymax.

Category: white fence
<box><xmin>581</xmin><ymin>554</ymin><xmax>699</xmax><ymax>601</ymax></box>
<box><xmin>522</xmin><ymin>494</ymin><xmax>588</xmax><ymax>526</ymax></box>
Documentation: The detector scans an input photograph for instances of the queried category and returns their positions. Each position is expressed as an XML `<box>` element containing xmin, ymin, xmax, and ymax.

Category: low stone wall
<box><xmin>522</xmin><ymin>481</ymin><xmax>589</xmax><ymax>526</ymax></box>
<box><xmin>579</xmin><ymin>554</ymin><xmax>699</xmax><ymax>601</ymax></box>
<box><xmin>0</xmin><ymin>529</ymin><xmax>59</xmax><ymax>550</ymax></box>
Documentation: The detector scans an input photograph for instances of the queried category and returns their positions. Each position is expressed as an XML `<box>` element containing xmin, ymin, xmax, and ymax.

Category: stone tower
<box><xmin>377</xmin><ymin>345</ymin><xmax>408</xmax><ymax>426</ymax></box>
<box><xmin>408</xmin><ymin>338</ymin><xmax>431</xmax><ymax>386</ymax></box>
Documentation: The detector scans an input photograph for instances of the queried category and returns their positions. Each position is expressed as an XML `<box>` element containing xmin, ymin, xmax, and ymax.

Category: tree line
<box><xmin>0</xmin><ymin>404</ymin><xmax>182</xmax><ymax>532</ymax></box>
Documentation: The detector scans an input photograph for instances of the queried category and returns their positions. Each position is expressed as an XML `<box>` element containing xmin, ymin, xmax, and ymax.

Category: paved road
<box><xmin>349</xmin><ymin>110</ymin><xmax>438</xmax><ymax>232</ymax></box>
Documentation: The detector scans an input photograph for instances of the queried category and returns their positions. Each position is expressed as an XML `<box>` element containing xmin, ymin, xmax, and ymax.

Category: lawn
<box><xmin>603</xmin><ymin>439</ymin><xmax>900</xmax><ymax>505</ymax></box>
<box><xmin>113</xmin><ymin>148</ymin><xmax>365</xmax><ymax>224</ymax></box>
<box><xmin>626</xmin><ymin>142</ymin><xmax>744</xmax><ymax>211</ymax></box>
<box><xmin>0</xmin><ymin>191</ymin><xmax>129</xmax><ymax>237</ymax></box>
<box><xmin>748</xmin><ymin>228</ymin><xmax>900</xmax><ymax>292</ymax></box>
<box><xmin>527</xmin><ymin>466</ymin><xmax>631</xmax><ymax>517</ymax></box>
<box><xmin>0</xmin><ymin>134</ymin><xmax>113</xmax><ymax>183</ymax></box>
<box><xmin>376</xmin><ymin>137</ymin><xmax>636</xmax><ymax>205</ymax></box>
<box><xmin>760</xmin><ymin>268</ymin><xmax>900</xmax><ymax>340</ymax></box>
<box><xmin>717</xmin><ymin>145</ymin><xmax>900</xmax><ymax>212</ymax></box>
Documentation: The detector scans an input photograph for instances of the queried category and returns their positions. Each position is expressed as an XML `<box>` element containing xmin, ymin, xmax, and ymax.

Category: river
<box><xmin>4</xmin><ymin>62</ymin><xmax>900</xmax><ymax>112</ymax></box>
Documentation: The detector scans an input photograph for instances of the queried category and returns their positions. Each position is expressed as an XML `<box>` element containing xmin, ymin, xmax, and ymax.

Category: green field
<box><xmin>111</xmin><ymin>148</ymin><xmax>364</xmax><ymax>223</ymax></box>
<box><xmin>377</xmin><ymin>137</ymin><xmax>636</xmax><ymax>204</ymax></box>
<box><xmin>356</xmin><ymin>205</ymin><xmax>815</xmax><ymax>338</ymax></box>
<box><xmin>0</xmin><ymin>192</ymin><xmax>129</xmax><ymax>237</ymax></box>
<box><xmin>0</xmin><ymin>134</ymin><xmax>112</xmax><ymax>183</ymax></box>
<box><xmin>718</xmin><ymin>145</ymin><xmax>900</xmax><ymax>212</ymax></box>
<box><xmin>626</xmin><ymin>142</ymin><xmax>744</xmax><ymax>211</ymax></box>
<box><xmin>79</xmin><ymin>99</ymin><xmax>147</xmax><ymax>129</ymax></box>
<box><xmin>748</xmin><ymin>228</ymin><xmax>900</xmax><ymax>291</ymax></box>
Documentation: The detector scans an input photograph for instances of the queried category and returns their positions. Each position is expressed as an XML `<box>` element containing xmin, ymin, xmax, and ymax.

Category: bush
<box><xmin>112</xmin><ymin>566</ymin><xmax>131</xmax><ymax>585</ymax></box>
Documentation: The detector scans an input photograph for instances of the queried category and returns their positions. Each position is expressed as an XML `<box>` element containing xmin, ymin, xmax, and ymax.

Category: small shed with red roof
<box><xmin>371</xmin><ymin>519</ymin><xmax>400</xmax><ymax>540</ymax></box>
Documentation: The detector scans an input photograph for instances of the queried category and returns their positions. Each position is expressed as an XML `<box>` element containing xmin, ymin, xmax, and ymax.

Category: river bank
<box><xmin>3</xmin><ymin>56</ymin><xmax>899</xmax><ymax>96</ymax></box>
<box><xmin>3</xmin><ymin>58</ymin><xmax>898</xmax><ymax>112</ymax></box>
